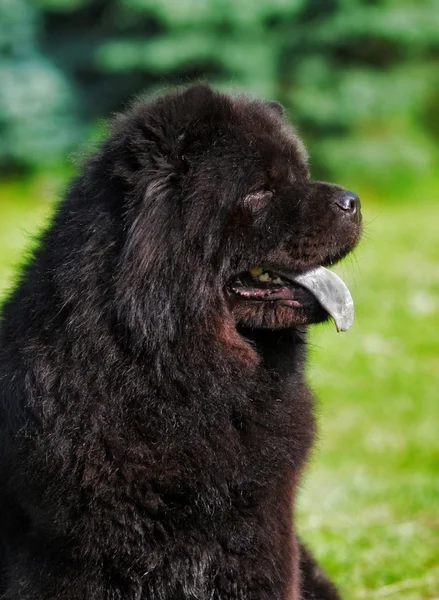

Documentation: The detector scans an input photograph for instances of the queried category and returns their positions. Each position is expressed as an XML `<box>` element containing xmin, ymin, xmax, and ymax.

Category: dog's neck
<box><xmin>236</xmin><ymin>326</ymin><xmax>308</xmax><ymax>378</ymax></box>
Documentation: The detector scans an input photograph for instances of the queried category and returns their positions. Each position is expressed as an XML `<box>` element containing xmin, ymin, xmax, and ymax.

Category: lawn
<box><xmin>0</xmin><ymin>178</ymin><xmax>438</xmax><ymax>599</ymax></box>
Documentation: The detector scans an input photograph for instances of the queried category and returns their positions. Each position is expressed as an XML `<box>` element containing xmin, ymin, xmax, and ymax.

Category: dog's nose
<box><xmin>335</xmin><ymin>191</ymin><xmax>361</xmax><ymax>222</ymax></box>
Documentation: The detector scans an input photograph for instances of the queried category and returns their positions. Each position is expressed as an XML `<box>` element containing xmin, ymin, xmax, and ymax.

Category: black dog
<box><xmin>0</xmin><ymin>84</ymin><xmax>361</xmax><ymax>599</ymax></box>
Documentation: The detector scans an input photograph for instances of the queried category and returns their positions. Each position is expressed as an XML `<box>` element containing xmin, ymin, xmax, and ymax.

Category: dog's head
<box><xmin>97</xmin><ymin>84</ymin><xmax>361</xmax><ymax>339</ymax></box>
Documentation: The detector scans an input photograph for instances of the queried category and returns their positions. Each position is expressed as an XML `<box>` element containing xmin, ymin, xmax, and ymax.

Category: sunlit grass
<box><xmin>0</xmin><ymin>178</ymin><xmax>438</xmax><ymax>599</ymax></box>
<box><xmin>301</xmin><ymin>200</ymin><xmax>439</xmax><ymax>599</ymax></box>
<box><xmin>0</xmin><ymin>175</ymin><xmax>61</xmax><ymax>297</ymax></box>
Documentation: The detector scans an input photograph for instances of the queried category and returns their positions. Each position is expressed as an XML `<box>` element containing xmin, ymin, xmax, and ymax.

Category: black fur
<box><xmin>0</xmin><ymin>84</ymin><xmax>360</xmax><ymax>599</ymax></box>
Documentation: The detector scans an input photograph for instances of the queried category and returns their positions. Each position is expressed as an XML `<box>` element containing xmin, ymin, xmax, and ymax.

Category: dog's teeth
<box><xmin>258</xmin><ymin>272</ymin><xmax>272</xmax><ymax>282</ymax></box>
<box><xmin>272</xmin><ymin>277</ymin><xmax>283</xmax><ymax>284</ymax></box>
<box><xmin>249</xmin><ymin>267</ymin><xmax>263</xmax><ymax>277</ymax></box>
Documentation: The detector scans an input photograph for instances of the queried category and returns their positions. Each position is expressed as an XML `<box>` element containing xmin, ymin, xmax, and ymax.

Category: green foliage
<box><xmin>284</xmin><ymin>0</ymin><xmax>439</xmax><ymax>186</ymax></box>
<box><xmin>0</xmin><ymin>0</ymin><xmax>81</xmax><ymax>170</ymax></box>
<box><xmin>3</xmin><ymin>0</ymin><xmax>439</xmax><ymax>190</ymax></box>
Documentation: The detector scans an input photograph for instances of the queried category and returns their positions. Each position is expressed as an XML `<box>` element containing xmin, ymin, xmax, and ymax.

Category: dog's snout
<box><xmin>335</xmin><ymin>191</ymin><xmax>361</xmax><ymax>222</ymax></box>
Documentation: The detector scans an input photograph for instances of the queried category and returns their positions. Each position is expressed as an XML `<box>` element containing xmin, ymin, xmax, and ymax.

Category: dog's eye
<box><xmin>244</xmin><ymin>189</ymin><xmax>274</xmax><ymax>211</ymax></box>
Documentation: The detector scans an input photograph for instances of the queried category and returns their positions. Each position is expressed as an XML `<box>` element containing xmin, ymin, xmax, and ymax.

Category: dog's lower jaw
<box><xmin>232</xmin><ymin>299</ymin><xmax>330</xmax><ymax>330</ymax></box>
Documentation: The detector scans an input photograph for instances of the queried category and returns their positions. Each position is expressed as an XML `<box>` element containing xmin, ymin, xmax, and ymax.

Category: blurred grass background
<box><xmin>1</xmin><ymin>0</ymin><xmax>438</xmax><ymax>598</ymax></box>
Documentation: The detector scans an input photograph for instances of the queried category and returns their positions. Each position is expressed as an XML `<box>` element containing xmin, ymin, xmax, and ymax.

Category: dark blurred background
<box><xmin>1</xmin><ymin>2</ymin><xmax>439</xmax><ymax>598</ymax></box>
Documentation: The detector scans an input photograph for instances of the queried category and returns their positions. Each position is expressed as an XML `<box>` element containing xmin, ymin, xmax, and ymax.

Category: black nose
<box><xmin>335</xmin><ymin>191</ymin><xmax>361</xmax><ymax>221</ymax></box>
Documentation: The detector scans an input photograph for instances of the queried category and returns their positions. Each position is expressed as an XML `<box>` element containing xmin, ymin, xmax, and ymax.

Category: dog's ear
<box><xmin>265</xmin><ymin>100</ymin><xmax>285</xmax><ymax>117</ymax></box>
<box><xmin>179</xmin><ymin>82</ymin><xmax>216</xmax><ymax>107</ymax></box>
<box><xmin>171</xmin><ymin>84</ymin><xmax>218</xmax><ymax>170</ymax></box>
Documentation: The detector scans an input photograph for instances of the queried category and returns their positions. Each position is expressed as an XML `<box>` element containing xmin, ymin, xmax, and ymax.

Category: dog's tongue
<box><xmin>281</xmin><ymin>267</ymin><xmax>354</xmax><ymax>332</ymax></box>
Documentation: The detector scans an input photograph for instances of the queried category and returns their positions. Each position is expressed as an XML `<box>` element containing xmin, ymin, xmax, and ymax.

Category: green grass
<box><xmin>301</xmin><ymin>202</ymin><xmax>439</xmax><ymax>599</ymax></box>
<box><xmin>0</xmin><ymin>175</ymin><xmax>63</xmax><ymax>295</ymax></box>
<box><xmin>0</xmin><ymin>178</ymin><xmax>438</xmax><ymax>599</ymax></box>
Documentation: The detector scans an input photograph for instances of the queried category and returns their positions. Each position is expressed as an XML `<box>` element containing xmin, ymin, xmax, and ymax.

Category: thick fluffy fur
<box><xmin>0</xmin><ymin>85</ymin><xmax>361</xmax><ymax>599</ymax></box>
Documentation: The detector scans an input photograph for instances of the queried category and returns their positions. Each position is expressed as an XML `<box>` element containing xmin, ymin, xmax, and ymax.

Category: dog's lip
<box><xmin>229</xmin><ymin>269</ymin><xmax>297</xmax><ymax>300</ymax></box>
<box><xmin>229</xmin><ymin>282</ymin><xmax>302</xmax><ymax>304</ymax></box>
<box><xmin>229</xmin><ymin>266</ymin><xmax>354</xmax><ymax>332</ymax></box>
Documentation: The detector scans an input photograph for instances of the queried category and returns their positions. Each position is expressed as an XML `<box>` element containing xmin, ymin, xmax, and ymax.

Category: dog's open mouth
<box><xmin>229</xmin><ymin>266</ymin><xmax>354</xmax><ymax>331</ymax></box>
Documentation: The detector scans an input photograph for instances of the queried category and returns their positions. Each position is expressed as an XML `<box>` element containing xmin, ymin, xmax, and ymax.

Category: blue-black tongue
<box><xmin>279</xmin><ymin>267</ymin><xmax>354</xmax><ymax>332</ymax></box>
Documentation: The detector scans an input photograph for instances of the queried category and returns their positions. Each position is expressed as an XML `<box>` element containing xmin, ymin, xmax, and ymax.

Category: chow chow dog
<box><xmin>0</xmin><ymin>84</ymin><xmax>361</xmax><ymax>599</ymax></box>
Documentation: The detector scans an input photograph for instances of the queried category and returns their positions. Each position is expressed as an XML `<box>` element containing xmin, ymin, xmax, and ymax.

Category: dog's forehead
<box><xmin>227</xmin><ymin>97</ymin><xmax>309</xmax><ymax>175</ymax></box>
<box><xmin>191</xmin><ymin>98</ymin><xmax>307</xmax><ymax>183</ymax></box>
